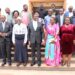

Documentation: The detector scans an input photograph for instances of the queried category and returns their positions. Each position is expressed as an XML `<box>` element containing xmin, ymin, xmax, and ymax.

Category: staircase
<box><xmin>0</xmin><ymin>45</ymin><xmax>75</xmax><ymax>71</ymax></box>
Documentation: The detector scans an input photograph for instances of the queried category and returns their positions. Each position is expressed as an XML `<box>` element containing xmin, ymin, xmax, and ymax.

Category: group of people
<box><xmin>0</xmin><ymin>4</ymin><xmax>75</xmax><ymax>67</ymax></box>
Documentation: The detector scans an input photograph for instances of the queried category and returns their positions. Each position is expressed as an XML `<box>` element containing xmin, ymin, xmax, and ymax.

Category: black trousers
<box><xmin>15</xmin><ymin>39</ymin><xmax>27</xmax><ymax>63</ymax></box>
<box><xmin>0</xmin><ymin>39</ymin><xmax>11</xmax><ymax>63</ymax></box>
<box><xmin>31</xmin><ymin>42</ymin><xmax>41</xmax><ymax>63</ymax></box>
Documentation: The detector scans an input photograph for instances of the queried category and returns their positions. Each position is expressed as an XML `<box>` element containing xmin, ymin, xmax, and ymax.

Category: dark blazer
<box><xmin>56</xmin><ymin>15</ymin><xmax>65</xmax><ymax>26</ymax></box>
<box><xmin>28</xmin><ymin>21</ymin><xmax>43</xmax><ymax>43</ymax></box>
<box><xmin>0</xmin><ymin>22</ymin><xmax>12</xmax><ymax>42</ymax></box>
<box><xmin>70</xmin><ymin>16</ymin><xmax>75</xmax><ymax>24</ymax></box>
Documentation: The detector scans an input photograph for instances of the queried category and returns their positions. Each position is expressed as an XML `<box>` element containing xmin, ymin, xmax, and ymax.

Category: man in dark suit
<box><xmin>56</xmin><ymin>9</ymin><xmax>65</xmax><ymax>26</ymax></box>
<box><xmin>70</xmin><ymin>9</ymin><xmax>75</xmax><ymax>24</ymax></box>
<box><xmin>0</xmin><ymin>15</ymin><xmax>12</xmax><ymax>66</ymax></box>
<box><xmin>28</xmin><ymin>12</ymin><xmax>43</xmax><ymax>66</ymax></box>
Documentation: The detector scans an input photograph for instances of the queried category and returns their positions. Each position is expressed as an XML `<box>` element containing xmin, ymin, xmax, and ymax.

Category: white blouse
<box><xmin>12</xmin><ymin>23</ymin><xmax>28</xmax><ymax>44</ymax></box>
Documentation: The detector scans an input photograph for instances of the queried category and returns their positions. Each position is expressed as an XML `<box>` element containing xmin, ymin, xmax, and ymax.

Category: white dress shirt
<box><xmin>60</xmin><ymin>15</ymin><xmax>64</xmax><ymax>26</ymax></box>
<box><xmin>12</xmin><ymin>23</ymin><xmax>28</xmax><ymax>44</ymax></box>
<box><xmin>32</xmin><ymin>20</ymin><xmax>38</xmax><ymax>31</ymax></box>
<box><xmin>2</xmin><ymin>22</ymin><xmax>6</xmax><ymax>30</ymax></box>
<box><xmin>69</xmin><ymin>12</ymin><xmax>73</xmax><ymax>17</ymax></box>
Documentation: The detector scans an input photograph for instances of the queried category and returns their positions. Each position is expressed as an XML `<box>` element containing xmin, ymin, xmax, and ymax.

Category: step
<box><xmin>0</xmin><ymin>63</ymin><xmax>75</xmax><ymax>71</ymax></box>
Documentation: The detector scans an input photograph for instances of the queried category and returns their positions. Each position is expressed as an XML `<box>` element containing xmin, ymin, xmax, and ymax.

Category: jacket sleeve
<box><xmin>27</xmin><ymin>24</ymin><xmax>31</xmax><ymax>41</ymax></box>
<box><xmin>7</xmin><ymin>22</ymin><xmax>12</xmax><ymax>36</ymax></box>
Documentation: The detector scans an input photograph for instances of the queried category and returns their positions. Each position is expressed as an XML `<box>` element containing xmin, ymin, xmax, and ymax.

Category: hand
<box><xmin>50</xmin><ymin>40</ymin><xmax>55</xmax><ymax>44</ymax></box>
<box><xmin>1</xmin><ymin>33</ymin><xmax>7</xmax><ymax>37</ymax></box>
<box><xmin>29</xmin><ymin>41</ymin><xmax>31</xmax><ymax>46</ymax></box>
<box><xmin>0</xmin><ymin>32</ymin><xmax>2</xmax><ymax>36</ymax></box>
<box><xmin>23</xmin><ymin>43</ymin><xmax>26</xmax><ymax>46</ymax></box>
<box><xmin>13</xmin><ymin>43</ymin><xmax>15</xmax><ymax>46</ymax></box>
<box><xmin>41</xmin><ymin>40</ymin><xmax>46</xmax><ymax>46</ymax></box>
<box><xmin>3</xmin><ymin>33</ymin><xmax>8</xmax><ymax>36</ymax></box>
<box><xmin>73</xmin><ymin>40</ymin><xmax>75</xmax><ymax>45</ymax></box>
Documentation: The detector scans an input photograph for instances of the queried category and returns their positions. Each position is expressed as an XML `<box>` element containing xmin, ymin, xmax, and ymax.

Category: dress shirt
<box><xmin>32</xmin><ymin>20</ymin><xmax>38</xmax><ymax>31</ymax></box>
<box><xmin>12</xmin><ymin>23</ymin><xmax>28</xmax><ymax>44</ymax></box>
<box><xmin>60</xmin><ymin>14</ymin><xmax>64</xmax><ymax>26</ymax></box>
<box><xmin>69</xmin><ymin>12</ymin><xmax>73</xmax><ymax>17</ymax></box>
<box><xmin>2</xmin><ymin>22</ymin><xmax>6</xmax><ymax>31</ymax></box>
<box><xmin>44</xmin><ymin>15</ymin><xmax>51</xmax><ymax>26</ymax></box>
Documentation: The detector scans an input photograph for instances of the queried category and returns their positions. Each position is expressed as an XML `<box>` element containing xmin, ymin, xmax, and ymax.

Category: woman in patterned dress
<box><xmin>45</xmin><ymin>17</ymin><xmax>61</xmax><ymax>66</ymax></box>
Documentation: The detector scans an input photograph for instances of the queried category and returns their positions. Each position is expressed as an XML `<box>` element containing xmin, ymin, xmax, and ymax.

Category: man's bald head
<box><xmin>1</xmin><ymin>15</ymin><xmax>6</xmax><ymax>22</ymax></box>
<box><xmin>68</xmin><ymin>6</ymin><xmax>73</xmax><ymax>12</ymax></box>
<box><xmin>48</xmin><ymin>9</ymin><xmax>53</xmax><ymax>16</ymax></box>
<box><xmin>23</xmin><ymin>4</ymin><xmax>28</xmax><ymax>11</ymax></box>
<box><xmin>5</xmin><ymin>8</ymin><xmax>10</xmax><ymax>14</ymax></box>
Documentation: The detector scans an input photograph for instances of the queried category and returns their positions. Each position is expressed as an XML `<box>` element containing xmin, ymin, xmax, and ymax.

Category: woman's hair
<box><xmin>12</xmin><ymin>10</ymin><xmax>19</xmax><ymax>17</ymax></box>
<box><xmin>64</xmin><ymin>17</ymin><xmax>71</xmax><ymax>24</ymax></box>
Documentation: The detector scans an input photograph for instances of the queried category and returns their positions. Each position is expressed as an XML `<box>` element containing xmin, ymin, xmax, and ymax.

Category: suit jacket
<box><xmin>28</xmin><ymin>21</ymin><xmax>43</xmax><ymax>43</ymax></box>
<box><xmin>70</xmin><ymin>16</ymin><xmax>75</xmax><ymax>24</ymax></box>
<box><xmin>0</xmin><ymin>22</ymin><xmax>12</xmax><ymax>42</ymax></box>
<box><xmin>56</xmin><ymin>15</ymin><xmax>65</xmax><ymax>26</ymax></box>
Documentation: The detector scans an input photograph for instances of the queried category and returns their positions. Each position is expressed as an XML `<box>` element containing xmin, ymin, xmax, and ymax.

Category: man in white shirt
<box><xmin>56</xmin><ymin>9</ymin><xmax>65</xmax><ymax>26</ymax></box>
<box><xmin>12</xmin><ymin>17</ymin><xmax>28</xmax><ymax>66</ymax></box>
<box><xmin>65</xmin><ymin>6</ymin><xmax>73</xmax><ymax>17</ymax></box>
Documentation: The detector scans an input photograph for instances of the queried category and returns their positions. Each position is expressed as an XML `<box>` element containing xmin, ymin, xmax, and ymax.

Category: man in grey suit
<box><xmin>0</xmin><ymin>15</ymin><xmax>12</xmax><ymax>66</ymax></box>
<box><xmin>28</xmin><ymin>12</ymin><xmax>44</xmax><ymax>66</ymax></box>
<box><xmin>56</xmin><ymin>9</ymin><xmax>65</xmax><ymax>26</ymax></box>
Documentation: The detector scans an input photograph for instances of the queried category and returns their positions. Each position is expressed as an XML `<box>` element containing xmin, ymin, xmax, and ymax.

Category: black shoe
<box><xmin>16</xmin><ymin>63</ymin><xmax>21</xmax><ymax>67</ymax></box>
<box><xmin>31</xmin><ymin>62</ymin><xmax>35</xmax><ymax>66</ymax></box>
<box><xmin>8</xmin><ymin>63</ymin><xmax>11</xmax><ymax>66</ymax></box>
<box><xmin>23</xmin><ymin>63</ymin><xmax>27</xmax><ymax>66</ymax></box>
<box><xmin>37</xmin><ymin>62</ymin><xmax>41</xmax><ymax>66</ymax></box>
<box><xmin>38</xmin><ymin>63</ymin><xmax>41</xmax><ymax>66</ymax></box>
<box><xmin>1</xmin><ymin>63</ymin><xmax>6</xmax><ymax>66</ymax></box>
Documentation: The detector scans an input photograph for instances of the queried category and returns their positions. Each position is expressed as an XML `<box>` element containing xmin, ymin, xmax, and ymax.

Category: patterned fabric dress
<box><xmin>45</xmin><ymin>24</ymin><xmax>61</xmax><ymax>66</ymax></box>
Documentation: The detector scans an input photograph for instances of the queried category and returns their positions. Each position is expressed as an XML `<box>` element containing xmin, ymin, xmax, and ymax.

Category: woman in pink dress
<box><xmin>45</xmin><ymin>17</ymin><xmax>61</xmax><ymax>66</ymax></box>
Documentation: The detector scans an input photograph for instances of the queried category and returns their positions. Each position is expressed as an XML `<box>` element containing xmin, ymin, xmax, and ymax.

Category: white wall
<box><xmin>66</xmin><ymin>0</ymin><xmax>75</xmax><ymax>10</ymax></box>
<box><xmin>0</xmin><ymin>0</ymin><xmax>29</xmax><ymax>14</ymax></box>
<box><xmin>1</xmin><ymin>0</ymin><xmax>75</xmax><ymax>14</ymax></box>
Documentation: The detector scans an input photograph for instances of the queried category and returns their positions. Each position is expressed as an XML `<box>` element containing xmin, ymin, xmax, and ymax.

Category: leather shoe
<box><xmin>1</xmin><ymin>63</ymin><xmax>6</xmax><ymax>66</ymax></box>
<box><xmin>31</xmin><ymin>62</ymin><xmax>35</xmax><ymax>66</ymax></box>
<box><xmin>16</xmin><ymin>63</ymin><xmax>21</xmax><ymax>67</ymax></box>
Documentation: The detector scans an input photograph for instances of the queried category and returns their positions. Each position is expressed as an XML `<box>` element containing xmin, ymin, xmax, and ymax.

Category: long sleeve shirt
<box><xmin>12</xmin><ymin>23</ymin><xmax>28</xmax><ymax>44</ymax></box>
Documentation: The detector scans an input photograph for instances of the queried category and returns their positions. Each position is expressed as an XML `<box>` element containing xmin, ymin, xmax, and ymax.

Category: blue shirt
<box><xmin>44</xmin><ymin>15</ymin><xmax>51</xmax><ymax>26</ymax></box>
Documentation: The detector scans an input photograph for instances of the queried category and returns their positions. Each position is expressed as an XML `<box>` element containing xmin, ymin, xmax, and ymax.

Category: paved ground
<box><xmin>0</xmin><ymin>56</ymin><xmax>75</xmax><ymax>75</ymax></box>
<box><xmin>0</xmin><ymin>70</ymin><xmax>75</xmax><ymax>75</ymax></box>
